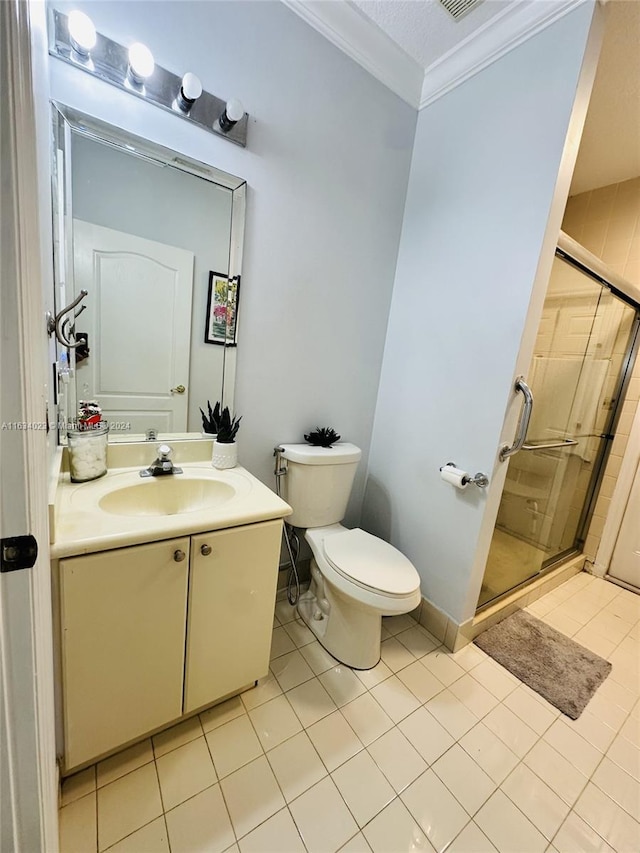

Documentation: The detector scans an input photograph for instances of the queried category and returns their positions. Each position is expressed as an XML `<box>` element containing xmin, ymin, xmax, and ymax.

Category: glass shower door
<box><xmin>479</xmin><ymin>254</ymin><xmax>638</xmax><ymax>608</ymax></box>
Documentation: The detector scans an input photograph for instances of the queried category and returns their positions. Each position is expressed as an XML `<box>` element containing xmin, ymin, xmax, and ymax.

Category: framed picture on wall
<box><xmin>204</xmin><ymin>271</ymin><xmax>240</xmax><ymax>346</ymax></box>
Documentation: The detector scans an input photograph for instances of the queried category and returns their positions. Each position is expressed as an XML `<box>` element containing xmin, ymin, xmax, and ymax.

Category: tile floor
<box><xmin>59</xmin><ymin>571</ymin><xmax>640</xmax><ymax>853</ymax></box>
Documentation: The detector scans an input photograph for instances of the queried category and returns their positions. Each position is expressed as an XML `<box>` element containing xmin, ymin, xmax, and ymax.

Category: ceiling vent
<box><xmin>438</xmin><ymin>0</ymin><xmax>484</xmax><ymax>22</ymax></box>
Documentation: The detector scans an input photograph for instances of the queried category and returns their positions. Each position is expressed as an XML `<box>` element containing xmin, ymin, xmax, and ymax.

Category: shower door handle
<box><xmin>499</xmin><ymin>377</ymin><xmax>534</xmax><ymax>462</ymax></box>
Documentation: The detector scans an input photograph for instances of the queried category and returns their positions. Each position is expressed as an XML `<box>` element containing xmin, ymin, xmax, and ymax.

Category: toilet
<box><xmin>278</xmin><ymin>443</ymin><xmax>421</xmax><ymax>669</ymax></box>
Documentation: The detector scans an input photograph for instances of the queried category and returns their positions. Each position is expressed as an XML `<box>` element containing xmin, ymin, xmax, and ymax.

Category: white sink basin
<box><xmin>98</xmin><ymin>477</ymin><xmax>237</xmax><ymax>517</ymax></box>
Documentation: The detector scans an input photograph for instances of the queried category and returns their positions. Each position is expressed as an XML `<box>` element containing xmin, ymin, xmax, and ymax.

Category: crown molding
<box><xmin>419</xmin><ymin>0</ymin><xmax>588</xmax><ymax>109</ymax></box>
<box><xmin>281</xmin><ymin>0</ymin><xmax>423</xmax><ymax>108</ymax></box>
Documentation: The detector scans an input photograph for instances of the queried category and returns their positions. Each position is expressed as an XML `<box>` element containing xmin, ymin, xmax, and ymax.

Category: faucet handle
<box><xmin>157</xmin><ymin>444</ymin><xmax>172</xmax><ymax>460</ymax></box>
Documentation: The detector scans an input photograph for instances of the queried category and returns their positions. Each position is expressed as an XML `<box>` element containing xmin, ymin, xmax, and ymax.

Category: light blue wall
<box><xmin>363</xmin><ymin>3</ymin><xmax>598</xmax><ymax>623</ymax></box>
<box><xmin>49</xmin><ymin>0</ymin><xmax>417</xmax><ymax>520</ymax></box>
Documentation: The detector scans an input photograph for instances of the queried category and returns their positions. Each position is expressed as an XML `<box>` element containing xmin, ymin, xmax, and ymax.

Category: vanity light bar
<box><xmin>48</xmin><ymin>8</ymin><xmax>248</xmax><ymax>148</ymax></box>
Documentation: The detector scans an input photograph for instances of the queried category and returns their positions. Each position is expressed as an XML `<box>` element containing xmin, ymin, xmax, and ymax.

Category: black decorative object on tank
<box><xmin>304</xmin><ymin>427</ymin><xmax>341</xmax><ymax>448</ymax></box>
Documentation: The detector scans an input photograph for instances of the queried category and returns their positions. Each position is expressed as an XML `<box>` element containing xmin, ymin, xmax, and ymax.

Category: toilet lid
<box><xmin>323</xmin><ymin>528</ymin><xmax>419</xmax><ymax>596</ymax></box>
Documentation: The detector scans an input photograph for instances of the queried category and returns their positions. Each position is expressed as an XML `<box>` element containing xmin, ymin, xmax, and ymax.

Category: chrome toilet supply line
<box><xmin>440</xmin><ymin>462</ymin><xmax>489</xmax><ymax>488</ymax></box>
<box><xmin>46</xmin><ymin>289</ymin><xmax>89</xmax><ymax>348</ymax></box>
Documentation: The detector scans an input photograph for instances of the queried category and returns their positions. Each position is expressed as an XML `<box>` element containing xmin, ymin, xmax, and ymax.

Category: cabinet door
<box><xmin>184</xmin><ymin>520</ymin><xmax>282</xmax><ymax>713</ymax></box>
<box><xmin>60</xmin><ymin>538</ymin><xmax>189</xmax><ymax>770</ymax></box>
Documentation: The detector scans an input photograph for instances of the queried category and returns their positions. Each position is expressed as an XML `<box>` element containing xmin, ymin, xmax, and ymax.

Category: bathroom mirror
<box><xmin>50</xmin><ymin>102</ymin><xmax>246</xmax><ymax>443</ymax></box>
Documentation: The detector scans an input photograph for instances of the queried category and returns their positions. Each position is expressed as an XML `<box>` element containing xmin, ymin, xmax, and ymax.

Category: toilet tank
<box><xmin>278</xmin><ymin>443</ymin><xmax>362</xmax><ymax>528</ymax></box>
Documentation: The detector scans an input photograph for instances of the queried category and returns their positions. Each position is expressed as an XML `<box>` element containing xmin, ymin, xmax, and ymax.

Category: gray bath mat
<box><xmin>474</xmin><ymin>610</ymin><xmax>611</xmax><ymax>719</ymax></box>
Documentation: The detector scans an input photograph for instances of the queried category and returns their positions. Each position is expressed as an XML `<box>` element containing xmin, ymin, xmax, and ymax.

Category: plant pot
<box><xmin>212</xmin><ymin>439</ymin><xmax>237</xmax><ymax>469</ymax></box>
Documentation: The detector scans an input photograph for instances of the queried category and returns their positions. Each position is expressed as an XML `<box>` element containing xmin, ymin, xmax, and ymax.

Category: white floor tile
<box><xmin>61</xmin><ymin>766</ymin><xmax>96</xmax><ymax>807</ymax></box>
<box><xmin>152</xmin><ymin>716</ymin><xmax>203</xmax><ymax>758</ymax></box>
<box><xmin>59</xmin><ymin>792</ymin><xmax>97</xmax><ymax>853</ymax></box>
<box><xmin>446</xmin><ymin>821</ymin><xmax>497</xmax><ymax>852</ymax></box>
<box><xmin>289</xmin><ymin>777</ymin><xmax>359</xmax><ymax>853</ymax></box>
<box><xmin>367</xmin><ymin>727</ymin><xmax>428</xmax><ymax>794</ymax></box>
<box><xmin>543</xmin><ymin>718</ymin><xmax>603</xmax><ymax>777</ymax></box>
<box><xmin>475</xmin><ymin>789</ymin><xmax>547</xmax><ymax>853</ymax></box>
<box><xmin>459</xmin><ymin>723</ymin><xmax>519</xmax><ymax>785</ymax></box>
<box><xmin>270</xmin><ymin>626</ymin><xmax>297</xmax><ymax>660</ymax></box>
<box><xmin>501</xmin><ymin>764</ymin><xmax>570</xmax><ymax>841</ymax></box>
<box><xmin>420</xmin><ymin>649</ymin><xmax>466</xmax><ymax>687</ymax></box>
<box><xmin>338</xmin><ymin>831</ymin><xmax>373</xmax><ymax>852</ymax></box>
<box><xmin>239</xmin><ymin>807</ymin><xmax>305</xmax><ymax>853</ymax></box>
<box><xmin>97</xmin><ymin>739</ymin><xmax>154</xmax><ymax>788</ymax></box>
<box><xmin>564</xmin><ymin>709</ymin><xmax>617</xmax><ymax>754</ymax></box>
<box><xmin>105</xmin><ymin>816</ymin><xmax>169</xmax><ymax>852</ymax></box>
<box><xmin>362</xmin><ymin>798</ymin><xmax>433</xmax><ymax>853</ymax></box>
<box><xmin>482</xmin><ymin>704</ymin><xmax>538</xmax><ymax>758</ymax></box>
<box><xmin>286</xmin><ymin>677</ymin><xmax>337</xmax><ymax>727</ymax></box>
<box><xmin>274</xmin><ymin>598</ymin><xmax>299</xmax><ymax>625</ymax></box>
<box><xmin>449</xmin><ymin>673</ymin><xmax>499</xmax><ymax>720</ymax></box>
<box><xmin>592</xmin><ymin>756</ymin><xmax>640</xmax><ymax>819</ymax></box>
<box><xmin>332</xmin><ymin>751</ymin><xmax>395</xmax><ymax>827</ymax></box>
<box><xmin>319</xmin><ymin>665</ymin><xmax>367</xmax><ymax>707</ymax></box>
<box><xmin>266</xmin><ymin>731</ymin><xmax>327</xmax><ymax>802</ymax></box>
<box><xmin>553</xmin><ymin>811</ymin><xmax>615</xmax><ymax>853</ymax></box>
<box><xmin>503</xmin><ymin>684</ymin><xmax>558</xmax><ymax>735</ymax></box>
<box><xmin>523</xmin><ymin>740</ymin><xmax>588</xmax><ymax>806</ymax></box>
<box><xmin>353</xmin><ymin>659</ymin><xmax>393</xmax><ymax>690</ymax></box>
<box><xmin>379</xmin><ymin>637</ymin><xmax>416</xmax><ymax>672</ymax></box>
<box><xmin>165</xmin><ymin>784</ymin><xmax>234</xmax><ymax>853</ymax></box>
<box><xmin>156</xmin><ymin>736</ymin><xmax>217</xmax><ymax>810</ymax></box>
<box><xmin>469</xmin><ymin>658</ymin><xmax>519</xmax><ymax>700</ymax></box>
<box><xmin>248</xmin><ymin>694</ymin><xmax>302</xmax><ymax>751</ymax></box>
<box><xmin>432</xmin><ymin>743</ymin><xmax>495</xmax><ymax>815</ymax></box>
<box><xmin>300</xmin><ymin>640</ymin><xmax>339</xmax><ymax>675</ymax></box>
<box><xmin>220</xmin><ymin>755</ymin><xmax>286</xmax><ymax>840</ymax></box>
<box><xmin>425</xmin><ymin>689</ymin><xmax>477</xmax><ymax>739</ymax></box>
<box><xmin>340</xmin><ymin>693</ymin><xmax>394</xmax><ymax>746</ymax></box>
<box><xmin>283</xmin><ymin>617</ymin><xmax>316</xmax><ymax>648</ymax></box>
<box><xmin>205</xmin><ymin>715</ymin><xmax>262</xmax><ymax>778</ymax></box>
<box><xmin>401</xmin><ymin>769</ymin><xmax>470</xmax><ymax>853</ymax></box>
<box><xmin>574</xmin><ymin>782</ymin><xmax>640</xmax><ymax>852</ymax></box>
<box><xmin>395</xmin><ymin>625</ymin><xmax>439</xmax><ymax>658</ymax></box>
<box><xmin>452</xmin><ymin>644</ymin><xmax>488</xmax><ymax>671</ymax></box>
<box><xmin>397</xmin><ymin>660</ymin><xmax>446</xmax><ymax>703</ymax></box>
<box><xmin>620</xmin><ymin>713</ymin><xmax>640</xmax><ymax>748</ymax></box>
<box><xmin>200</xmin><ymin>695</ymin><xmax>245</xmax><ymax>732</ymax></box>
<box><xmin>398</xmin><ymin>707</ymin><xmax>455</xmax><ymax>765</ymax></box>
<box><xmin>271</xmin><ymin>649</ymin><xmax>315</xmax><ymax>691</ymax></box>
<box><xmin>306</xmin><ymin>710</ymin><xmax>363</xmax><ymax>772</ymax></box>
<box><xmin>240</xmin><ymin>671</ymin><xmax>283</xmax><ymax>711</ymax></box>
<box><xmin>370</xmin><ymin>675</ymin><xmax>421</xmax><ymax>723</ymax></box>
<box><xmin>97</xmin><ymin>763</ymin><xmax>163</xmax><ymax>851</ymax></box>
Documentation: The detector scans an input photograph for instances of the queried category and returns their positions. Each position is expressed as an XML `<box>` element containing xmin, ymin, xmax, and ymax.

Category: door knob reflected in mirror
<box><xmin>171</xmin><ymin>384</ymin><xmax>186</xmax><ymax>394</ymax></box>
<box><xmin>173</xmin><ymin>549</ymin><xmax>186</xmax><ymax>562</ymax></box>
<box><xmin>200</xmin><ymin>544</ymin><xmax>212</xmax><ymax>556</ymax></box>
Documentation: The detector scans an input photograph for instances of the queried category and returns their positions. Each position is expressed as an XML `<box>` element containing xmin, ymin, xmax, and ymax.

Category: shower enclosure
<box><xmin>479</xmin><ymin>239</ymin><xmax>639</xmax><ymax>609</ymax></box>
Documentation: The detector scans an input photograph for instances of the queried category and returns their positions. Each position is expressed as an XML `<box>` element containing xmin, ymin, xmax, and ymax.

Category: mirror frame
<box><xmin>50</xmin><ymin>101</ymin><xmax>247</xmax><ymax>444</ymax></box>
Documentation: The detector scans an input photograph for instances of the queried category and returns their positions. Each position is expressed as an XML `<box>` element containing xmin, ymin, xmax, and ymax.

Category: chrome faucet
<box><xmin>140</xmin><ymin>444</ymin><xmax>183</xmax><ymax>477</ymax></box>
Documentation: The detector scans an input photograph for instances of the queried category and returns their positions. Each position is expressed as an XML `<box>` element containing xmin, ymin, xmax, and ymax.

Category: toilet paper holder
<box><xmin>440</xmin><ymin>462</ymin><xmax>489</xmax><ymax>488</ymax></box>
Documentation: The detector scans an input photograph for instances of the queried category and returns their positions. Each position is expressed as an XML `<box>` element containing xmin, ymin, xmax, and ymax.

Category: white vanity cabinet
<box><xmin>59</xmin><ymin>519</ymin><xmax>282</xmax><ymax>772</ymax></box>
<box><xmin>184</xmin><ymin>520</ymin><xmax>282</xmax><ymax>713</ymax></box>
<box><xmin>60</xmin><ymin>537</ymin><xmax>190</xmax><ymax>770</ymax></box>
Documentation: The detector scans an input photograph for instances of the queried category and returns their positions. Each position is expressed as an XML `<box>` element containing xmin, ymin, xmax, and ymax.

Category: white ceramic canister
<box><xmin>212</xmin><ymin>440</ymin><xmax>237</xmax><ymax>469</ymax></box>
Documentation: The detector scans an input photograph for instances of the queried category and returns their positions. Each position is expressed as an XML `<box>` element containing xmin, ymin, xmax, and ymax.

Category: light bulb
<box><xmin>128</xmin><ymin>42</ymin><xmax>154</xmax><ymax>83</ymax></box>
<box><xmin>68</xmin><ymin>10</ymin><xmax>96</xmax><ymax>56</ymax></box>
<box><xmin>218</xmin><ymin>98</ymin><xmax>244</xmax><ymax>133</ymax></box>
<box><xmin>176</xmin><ymin>72</ymin><xmax>202</xmax><ymax>112</ymax></box>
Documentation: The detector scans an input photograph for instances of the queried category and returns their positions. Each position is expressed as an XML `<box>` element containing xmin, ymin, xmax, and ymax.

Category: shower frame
<box><xmin>477</xmin><ymin>234</ymin><xmax>640</xmax><ymax>613</ymax></box>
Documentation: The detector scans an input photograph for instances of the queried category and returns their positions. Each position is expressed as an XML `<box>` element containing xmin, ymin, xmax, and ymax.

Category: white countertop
<box><xmin>51</xmin><ymin>462</ymin><xmax>292</xmax><ymax>559</ymax></box>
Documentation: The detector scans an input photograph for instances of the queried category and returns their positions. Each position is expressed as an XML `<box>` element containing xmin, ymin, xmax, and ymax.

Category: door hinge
<box><xmin>1</xmin><ymin>535</ymin><xmax>38</xmax><ymax>573</ymax></box>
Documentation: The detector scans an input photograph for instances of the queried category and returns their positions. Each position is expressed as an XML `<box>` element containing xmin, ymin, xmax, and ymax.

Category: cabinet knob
<box><xmin>200</xmin><ymin>544</ymin><xmax>212</xmax><ymax>556</ymax></box>
<box><xmin>173</xmin><ymin>549</ymin><xmax>186</xmax><ymax>562</ymax></box>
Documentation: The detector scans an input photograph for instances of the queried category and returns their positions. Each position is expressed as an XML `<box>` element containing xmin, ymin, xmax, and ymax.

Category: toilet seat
<box><xmin>322</xmin><ymin>528</ymin><xmax>419</xmax><ymax>597</ymax></box>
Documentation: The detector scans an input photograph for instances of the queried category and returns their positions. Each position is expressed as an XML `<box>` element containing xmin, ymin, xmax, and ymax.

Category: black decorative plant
<box><xmin>216</xmin><ymin>406</ymin><xmax>242</xmax><ymax>443</ymax></box>
<box><xmin>200</xmin><ymin>400</ymin><xmax>222</xmax><ymax>434</ymax></box>
<box><xmin>304</xmin><ymin>426</ymin><xmax>341</xmax><ymax>448</ymax></box>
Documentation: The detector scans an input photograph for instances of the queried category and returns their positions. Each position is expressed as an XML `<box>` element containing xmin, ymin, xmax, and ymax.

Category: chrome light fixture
<box><xmin>48</xmin><ymin>8</ymin><xmax>249</xmax><ymax>147</ymax></box>
<box><xmin>67</xmin><ymin>10</ymin><xmax>96</xmax><ymax>57</ymax></box>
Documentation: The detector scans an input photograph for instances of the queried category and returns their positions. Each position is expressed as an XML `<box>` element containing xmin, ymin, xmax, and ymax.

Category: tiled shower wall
<box><xmin>562</xmin><ymin>176</ymin><xmax>640</xmax><ymax>562</ymax></box>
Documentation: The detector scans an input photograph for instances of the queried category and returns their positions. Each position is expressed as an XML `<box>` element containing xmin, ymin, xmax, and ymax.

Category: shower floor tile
<box><xmin>59</xmin><ymin>574</ymin><xmax>640</xmax><ymax>853</ymax></box>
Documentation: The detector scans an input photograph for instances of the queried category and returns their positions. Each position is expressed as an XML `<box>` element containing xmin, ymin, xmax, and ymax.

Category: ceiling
<box><xmin>347</xmin><ymin>0</ymin><xmax>640</xmax><ymax>195</ymax></box>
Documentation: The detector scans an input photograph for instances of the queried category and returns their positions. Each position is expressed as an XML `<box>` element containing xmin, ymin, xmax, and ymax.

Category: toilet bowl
<box><xmin>277</xmin><ymin>443</ymin><xmax>421</xmax><ymax>669</ymax></box>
